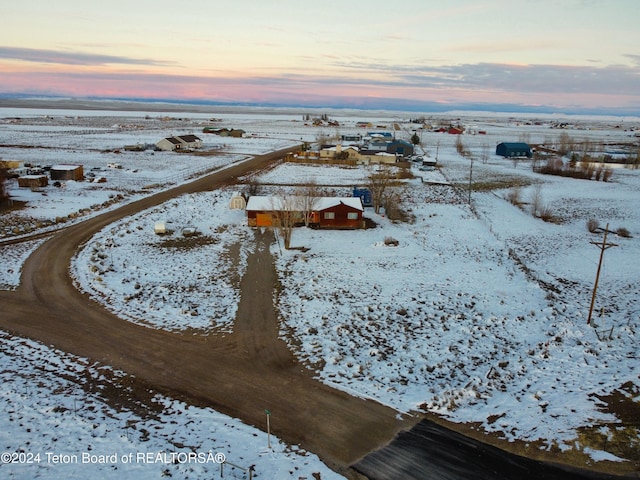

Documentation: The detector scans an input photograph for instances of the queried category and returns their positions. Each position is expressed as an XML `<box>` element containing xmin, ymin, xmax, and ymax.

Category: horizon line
<box><xmin>1</xmin><ymin>93</ymin><xmax>639</xmax><ymax>119</ymax></box>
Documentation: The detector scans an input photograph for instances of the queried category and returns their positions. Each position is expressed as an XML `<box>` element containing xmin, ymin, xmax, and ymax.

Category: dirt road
<box><xmin>0</xmin><ymin>148</ymin><xmax>417</xmax><ymax>477</ymax></box>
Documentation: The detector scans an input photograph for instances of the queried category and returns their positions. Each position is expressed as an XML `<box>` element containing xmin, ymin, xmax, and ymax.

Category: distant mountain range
<box><xmin>0</xmin><ymin>93</ymin><xmax>638</xmax><ymax>118</ymax></box>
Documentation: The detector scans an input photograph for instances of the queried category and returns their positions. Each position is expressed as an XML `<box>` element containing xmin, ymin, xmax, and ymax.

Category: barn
<box><xmin>496</xmin><ymin>142</ymin><xmax>532</xmax><ymax>158</ymax></box>
<box><xmin>50</xmin><ymin>164</ymin><xmax>84</xmax><ymax>181</ymax></box>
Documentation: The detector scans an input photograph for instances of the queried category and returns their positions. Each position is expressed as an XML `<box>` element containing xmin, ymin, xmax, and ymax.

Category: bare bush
<box><xmin>538</xmin><ymin>205</ymin><xmax>556</xmax><ymax>223</ymax></box>
<box><xmin>534</xmin><ymin>157</ymin><xmax>613</xmax><ymax>182</ymax></box>
<box><xmin>384</xmin><ymin>236</ymin><xmax>399</xmax><ymax>246</ymax></box>
<box><xmin>617</xmin><ymin>227</ymin><xmax>632</xmax><ymax>238</ymax></box>
<box><xmin>587</xmin><ymin>218</ymin><xmax>600</xmax><ymax>233</ymax></box>
<box><xmin>455</xmin><ymin>136</ymin><xmax>464</xmax><ymax>155</ymax></box>
<box><xmin>594</xmin><ymin>164</ymin><xmax>604</xmax><ymax>181</ymax></box>
<box><xmin>530</xmin><ymin>185</ymin><xmax>543</xmax><ymax>216</ymax></box>
<box><xmin>505</xmin><ymin>186</ymin><xmax>522</xmax><ymax>206</ymax></box>
<box><xmin>558</xmin><ymin>131</ymin><xmax>574</xmax><ymax>155</ymax></box>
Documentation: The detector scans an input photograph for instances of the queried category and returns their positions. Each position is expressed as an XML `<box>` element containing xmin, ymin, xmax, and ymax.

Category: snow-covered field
<box><xmin>2</xmin><ymin>106</ymin><xmax>639</xmax><ymax>474</ymax></box>
<box><xmin>0</xmin><ymin>332</ymin><xmax>343</xmax><ymax>480</ymax></box>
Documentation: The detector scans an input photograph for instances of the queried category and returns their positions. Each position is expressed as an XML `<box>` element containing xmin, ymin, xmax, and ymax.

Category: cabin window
<box><xmin>347</xmin><ymin>212</ymin><xmax>359</xmax><ymax>220</ymax></box>
<box><xmin>324</xmin><ymin>212</ymin><xmax>335</xmax><ymax>219</ymax></box>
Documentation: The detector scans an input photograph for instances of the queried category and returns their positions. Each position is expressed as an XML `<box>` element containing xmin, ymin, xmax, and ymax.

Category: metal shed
<box><xmin>229</xmin><ymin>192</ymin><xmax>247</xmax><ymax>210</ymax></box>
<box><xmin>496</xmin><ymin>142</ymin><xmax>532</xmax><ymax>158</ymax></box>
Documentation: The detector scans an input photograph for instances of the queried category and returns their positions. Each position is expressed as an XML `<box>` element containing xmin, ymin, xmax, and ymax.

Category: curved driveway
<box><xmin>0</xmin><ymin>148</ymin><xmax>417</xmax><ymax>477</ymax></box>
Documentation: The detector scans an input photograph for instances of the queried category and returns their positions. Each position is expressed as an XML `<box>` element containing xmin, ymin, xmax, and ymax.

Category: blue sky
<box><xmin>1</xmin><ymin>0</ymin><xmax>639</xmax><ymax>114</ymax></box>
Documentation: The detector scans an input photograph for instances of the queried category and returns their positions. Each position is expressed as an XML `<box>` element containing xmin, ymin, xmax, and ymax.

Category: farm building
<box><xmin>18</xmin><ymin>175</ymin><xmax>48</xmax><ymax>188</ymax></box>
<box><xmin>156</xmin><ymin>135</ymin><xmax>203</xmax><ymax>151</ymax></box>
<box><xmin>496</xmin><ymin>142</ymin><xmax>532</xmax><ymax>158</ymax></box>
<box><xmin>386</xmin><ymin>140</ymin><xmax>414</xmax><ymax>157</ymax></box>
<box><xmin>50</xmin><ymin>164</ymin><xmax>84</xmax><ymax>181</ymax></box>
<box><xmin>246</xmin><ymin>196</ymin><xmax>365</xmax><ymax>229</ymax></box>
<box><xmin>203</xmin><ymin>127</ymin><xmax>246</xmax><ymax>137</ymax></box>
<box><xmin>229</xmin><ymin>192</ymin><xmax>247</xmax><ymax>210</ymax></box>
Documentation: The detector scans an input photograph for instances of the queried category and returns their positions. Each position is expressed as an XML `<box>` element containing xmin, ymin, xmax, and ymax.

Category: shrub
<box><xmin>617</xmin><ymin>227</ymin><xmax>632</xmax><ymax>238</ymax></box>
<box><xmin>505</xmin><ymin>186</ymin><xmax>522</xmax><ymax>206</ymax></box>
<box><xmin>587</xmin><ymin>218</ymin><xmax>599</xmax><ymax>233</ymax></box>
<box><xmin>384</xmin><ymin>236</ymin><xmax>399</xmax><ymax>246</ymax></box>
<box><xmin>530</xmin><ymin>185</ymin><xmax>543</xmax><ymax>216</ymax></box>
<box><xmin>538</xmin><ymin>205</ymin><xmax>556</xmax><ymax>223</ymax></box>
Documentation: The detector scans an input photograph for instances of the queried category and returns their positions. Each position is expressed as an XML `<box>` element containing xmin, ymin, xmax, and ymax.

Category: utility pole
<box><xmin>265</xmin><ymin>409</ymin><xmax>272</xmax><ymax>449</ymax></box>
<box><xmin>468</xmin><ymin>159</ymin><xmax>474</xmax><ymax>204</ymax></box>
<box><xmin>587</xmin><ymin>223</ymin><xmax>618</xmax><ymax>325</ymax></box>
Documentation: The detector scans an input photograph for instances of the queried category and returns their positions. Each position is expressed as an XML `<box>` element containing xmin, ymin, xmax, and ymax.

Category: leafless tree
<box><xmin>270</xmin><ymin>194</ymin><xmax>301</xmax><ymax>249</ymax></box>
<box><xmin>246</xmin><ymin>179</ymin><xmax>260</xmax><ymax>197</ymax></box>
<box><xmin>367</xmin><ymin>166</ymin><xmax>394</xmax><ymax>214</ymax></box>
<box><xmin>297</xmin><ymin>179</ymin><xmax>321</xmax><ymax>227</ymax></box>
<box><xmin>558</xmin><ymin>131</ymin><xmax>574</xmax><ymax>156</ymax></box>
<box><xmin>481</xmin><ymin>144</ymin><xmax>490</xmax><ymax>164</ymax></box>
<box><xmin>315</xmin><ymin>130</ymin><xmax>331</xmax><ymax>152</ymax></box>
<box><xmin>530</xmin><ymin>185</ymin><xmax>543</xmax><ymax>217</ymax></box>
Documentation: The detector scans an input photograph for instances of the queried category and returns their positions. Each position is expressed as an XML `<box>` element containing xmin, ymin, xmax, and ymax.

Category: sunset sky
<box><xmin>1</xmin><ymin>0</ymin><xmax>639</xmax><ymax>114</ymax></box>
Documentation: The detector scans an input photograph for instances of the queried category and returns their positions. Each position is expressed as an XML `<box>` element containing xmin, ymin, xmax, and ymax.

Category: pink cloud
<box><xmin>1</xmin><ymin>62</ymin><xmax>638</xmax><ymax>114</ymax></box>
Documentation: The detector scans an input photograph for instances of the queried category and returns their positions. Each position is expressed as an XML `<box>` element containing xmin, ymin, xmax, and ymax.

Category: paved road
<box><xmin>354</xmin><ymin>420</ymin><xmax>629</xmax><ymax>480</ymax></box>
<box><xmin>0</xmin><ymin>147</ymin><xmax>417</xmax><ymax>478</ymax></box>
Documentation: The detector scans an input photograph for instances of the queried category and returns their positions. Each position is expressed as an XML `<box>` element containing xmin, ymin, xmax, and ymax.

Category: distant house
<box><xmin>387</xmin><ymin>140</ymin><xmax>414</xmax><ymax>157</ymax></box>
<box><xmin>156</xmin><ymin>135</ymin><xmax>202</xmax><ymax>151</ymax></box>
<box><xmin>203</xmin><ymin>127</ymin><xmax>245</xmax><ymax>137</ymax></box>
<box><xmin>341</xmin><ymin>134</ymin><xmax>362</xmax><ymax>142</ymax></box>
<box><xmin>356</xmin><ymin>150</ymin><xmax>397</xmax><ymax>165</ymax></box>
<box><xmin>288</xmin><ymin>144</ymin><xmax>399</xmax><ymax>166</ymax></box>
<box><xmin>367</xmin><ymin>132</ymin><xmax>393</xmax><ymax>140</ymax></box>
<box><xmin>156</xmin><ymin>137</ymin><xmax>183</xmax><ymax>151</ymax></box>
<box><xmin>176</xmin><ymin>134</ymin><xmax>202</xmax><ymax>148</ymax></box>
<box><xmin>496</xmin><ymin>142</ymin><xmax>532</xmax><ymax>158</ymax></box>
<box><xmin>368</xmin><ymin>141</ymin><xmax>389</xmax><ymax>152</ymax></box>
<box><xmin>246</xmin><ymin>196</ymin><xmax>365</xmax><ymax>229</ymax></box>
<box><xmin>50</xmin><ymin>164</ymin><xmax>84</xmax><ymax>181</ymax></box>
